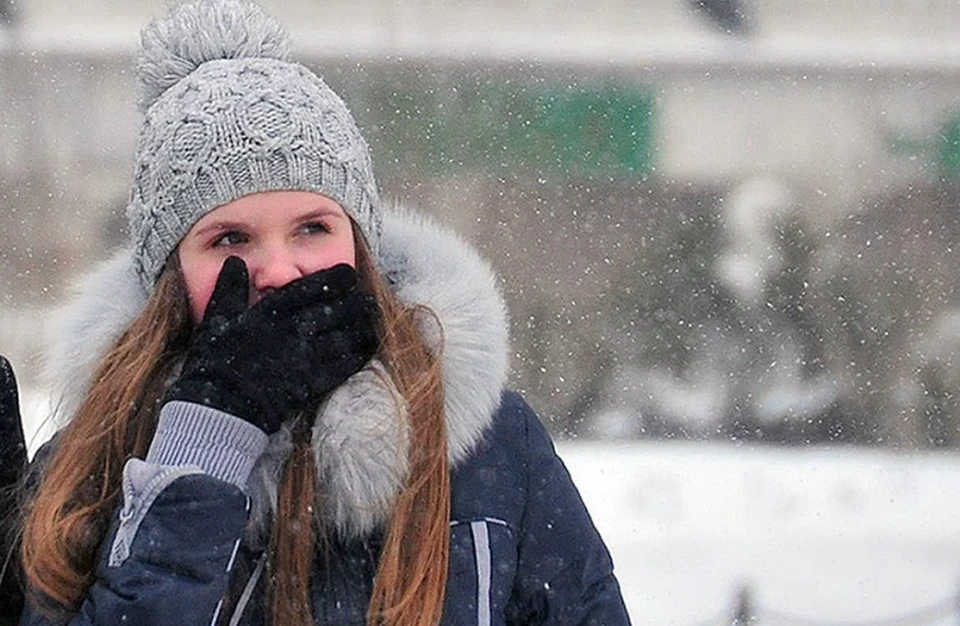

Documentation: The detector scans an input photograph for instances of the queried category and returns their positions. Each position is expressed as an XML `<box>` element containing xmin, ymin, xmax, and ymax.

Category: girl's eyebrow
<box><xmin>191</xmin><ymin>220</ymin><xmax>246</xmax><ymax>237</ymax></box>
<box><xmin>297</xmin><ymin>207</ymin><xmax>347</xmax><ymax>221</ymax></box>
<box><xmin>289</xmin><ymin>208</ymin><xmax>351</xmax><ymax>227</ymax></box>
<box><xmin>296</xmin><ymin>210</ymin><xmax>331</xmax><ymax>221</ymax></box>
<box><xmin>190</xmin><ymin>204</ymin><xmax>346</xmax><ymax>237</ymax></box>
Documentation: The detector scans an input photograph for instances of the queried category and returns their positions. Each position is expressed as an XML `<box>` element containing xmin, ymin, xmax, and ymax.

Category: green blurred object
<box><xmin>937</xmin><ymin>111</ymin><xmax>960</xmax><ymax>177</ymax></box>
<box><xmin>372</xmin><ymin>79</ymin><xmax>655</xmax><ymax>180</ymax></box>
<box><xmin>536</xmin><ymin>87</ymin><xmax>653</xmax><ymax>177</ymax></box>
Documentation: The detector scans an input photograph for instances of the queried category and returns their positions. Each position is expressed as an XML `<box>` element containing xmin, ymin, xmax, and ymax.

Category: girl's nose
<box><xmin>248</xmin><ymin>246</ymin><xmax>305</xmax><ymax>294</ymax></box>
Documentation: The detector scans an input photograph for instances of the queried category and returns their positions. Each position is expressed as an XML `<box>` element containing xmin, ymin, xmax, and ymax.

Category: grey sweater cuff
<box><xmin>147</xmin><ymin>401</ymin><xmax>268</xmax><ymax>491</ymax></box>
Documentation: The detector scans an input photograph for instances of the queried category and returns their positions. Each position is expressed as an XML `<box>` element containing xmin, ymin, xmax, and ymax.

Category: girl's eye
<box><xmin>212</xmin><ymin>231</ymin><xmax>248</xmax><ymax>248</ymax></box>
<box><xmin>300</xmin><ymin>221</ymin><xmax>331</xmax><ymax>236</ymax></box>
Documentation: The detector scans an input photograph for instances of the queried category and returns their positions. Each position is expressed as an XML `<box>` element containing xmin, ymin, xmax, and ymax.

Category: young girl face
<box><xmin>177</xmin><ymin>190</ymin><xmax>357</xmax><ymax>322</ymax></box>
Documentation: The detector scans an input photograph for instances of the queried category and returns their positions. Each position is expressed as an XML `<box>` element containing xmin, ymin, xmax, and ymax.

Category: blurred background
<box><xmin>2</xmin><ymin>0</ymin><xmax>960</xmax><ymax>623</ymax></box>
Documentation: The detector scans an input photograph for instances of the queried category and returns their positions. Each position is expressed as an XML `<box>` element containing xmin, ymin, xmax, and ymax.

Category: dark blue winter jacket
<box><xmin>20</xmin><ymin>392</ymin><xmax>630</xmax><ymax>626</ymax></box>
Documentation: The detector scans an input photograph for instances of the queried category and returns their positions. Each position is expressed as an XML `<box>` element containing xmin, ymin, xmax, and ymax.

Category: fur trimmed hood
<box><xmin>45</xmin><ymin>206</ymin><xmax>510</xmax><ymax>540</ymax></box>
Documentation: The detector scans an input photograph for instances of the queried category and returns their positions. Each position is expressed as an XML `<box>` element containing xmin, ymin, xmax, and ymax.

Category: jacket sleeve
<box><xmin>20</xmin><ymin>402</ymin><xmax>267</xmax><ymax>626</ymax></box>
<box><xmin>506</xmin><ymin>394</ymin><xmax>632</xmax><ymax>626</ymax></box>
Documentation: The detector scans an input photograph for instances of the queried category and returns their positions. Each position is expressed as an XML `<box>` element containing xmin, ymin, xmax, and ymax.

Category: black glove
<box><xmin>0</xmin><ymin>356</ymin><xmax>27</xmax><ymax>625</ymax></box>
<box><xmin>163</xmin><ymin>257</ymin><xmax>379</xmax><ymax>435</ymax></box>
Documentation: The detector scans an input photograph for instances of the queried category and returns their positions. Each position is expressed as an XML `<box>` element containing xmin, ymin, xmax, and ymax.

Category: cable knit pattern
<box><xmin>128</xmin><ymin>0</ymin><xmax>381</xmax><ymax>289</ymax></box>
<box><xmin>136</xmin><ymin>0</ymin><xmax>291</xmax><ymax>113</ymax></box>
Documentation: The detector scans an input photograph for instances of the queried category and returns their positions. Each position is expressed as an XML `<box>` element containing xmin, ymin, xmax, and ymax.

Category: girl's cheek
<box><xmin>317</xmin><ymin>236</ymin><xmax>356</xmax><ymax>270</ymax></box>
<box><xmin>183</xmin><ymin>265</ymin><xmax>221</xmax><ymax>323</ymax></box>
<box><xmin>188</xmin><ymin>283</ymin><xmax>211</xmax><ymax>323</ymax></box>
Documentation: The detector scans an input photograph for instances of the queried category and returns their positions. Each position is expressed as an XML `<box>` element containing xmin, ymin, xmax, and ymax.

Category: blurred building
<box><xmin>7</xmin><ymin>0</ymin><xmax>960</xmax><ymax>207</ymax></box>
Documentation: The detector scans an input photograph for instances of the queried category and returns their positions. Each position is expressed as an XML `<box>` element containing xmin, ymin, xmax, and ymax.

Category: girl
<box><xmin>16</xmin><ymin>1</ymin><xmax>631</xmax><ymax>624</ymax></box>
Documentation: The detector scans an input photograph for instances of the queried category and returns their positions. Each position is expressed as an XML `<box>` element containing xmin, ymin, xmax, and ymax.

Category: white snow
<box><xmin>557</xmin><ymin>441</ymin><xmax>960</xmax><ymax>626</ymax></box>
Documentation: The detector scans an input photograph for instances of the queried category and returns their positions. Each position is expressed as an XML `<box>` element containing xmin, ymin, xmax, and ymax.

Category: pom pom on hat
<box><xmin>136</xmin><ymin>0</ymin><xmax>291</xmax><ymax>113</ymax></box>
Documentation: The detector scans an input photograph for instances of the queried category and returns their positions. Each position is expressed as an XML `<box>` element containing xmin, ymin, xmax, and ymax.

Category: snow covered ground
<box><xmin>558</xmin><ymin>441</ymin><xmax>960</xmax><ymax>625</ymax></box>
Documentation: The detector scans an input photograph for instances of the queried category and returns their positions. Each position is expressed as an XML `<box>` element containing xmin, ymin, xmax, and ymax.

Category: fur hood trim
<box><xmin>45</xmin><ymin>206</ymin><xmax>510</xmax><ymax>539</ymax></box>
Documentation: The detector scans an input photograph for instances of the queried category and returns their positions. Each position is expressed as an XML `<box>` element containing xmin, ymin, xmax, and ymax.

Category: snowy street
<box><xmin>560</xmin><ymin>441</ymin><xmax>960</xmax><ymax>625</ymax></box>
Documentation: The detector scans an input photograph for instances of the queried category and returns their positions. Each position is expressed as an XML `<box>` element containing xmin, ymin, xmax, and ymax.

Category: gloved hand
<box><xmin>163</xmin><ymin>257</ymin><xmax>380</xmax><ymax>435</ymax></box>
<box><xmin>0</xmin><ymin>355</ymin><xmax>27</xmax><ymax>624</ymax></box>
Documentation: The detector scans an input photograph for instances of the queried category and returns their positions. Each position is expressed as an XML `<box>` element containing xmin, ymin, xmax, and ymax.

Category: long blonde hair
<box><xmin>22</xmin><ymin>226</ymin><xmax>451</xmax><ymax>626</ymax></box>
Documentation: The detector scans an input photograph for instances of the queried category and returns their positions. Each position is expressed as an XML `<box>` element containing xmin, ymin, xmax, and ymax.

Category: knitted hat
<box><xmin>127</xmin><ymin>0</ymin><xmax>382</xmax><ymax>290</ymax></box>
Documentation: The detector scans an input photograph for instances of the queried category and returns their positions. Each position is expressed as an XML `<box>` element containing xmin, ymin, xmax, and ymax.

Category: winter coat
<box><xmin>19</xmin><ymin>208</ymin><xmax>631</xmax><ymax>626</ymax></box>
